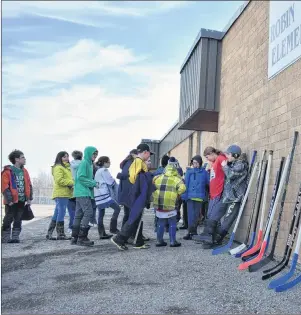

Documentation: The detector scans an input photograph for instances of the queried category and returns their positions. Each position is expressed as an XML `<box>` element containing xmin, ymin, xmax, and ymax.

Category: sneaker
<box><xmin>183</xmin><ymin>233</ymin><xmax>193</xmax><ymax>240</ymax></box>
<box><xmin>133</xmin><ymin>243</ymin><xmax>150</xmax><ymax>249</ymax></box>
<box><xmin>111</xmin><ymin>236</ymin><xmax>128</xmax><ymax>251</ymax></box>
<box><xmin>179</xmin><ymin>225</ymin><xmax>188</xmax><ymax>230</ymax></box>
<box><xmin>142</xmin><ymin>235</ymin><xmax>150</xmax><ymax>242</ymax></box>
<box><xmin>156</xmin><ymin>241</ymin><xmax>167</xmax><ymax>247</ymax></box>
<box><xmin>170</xmin><ymin>241</ymin><xmax>181</xmax><ymax>247</ymax></box>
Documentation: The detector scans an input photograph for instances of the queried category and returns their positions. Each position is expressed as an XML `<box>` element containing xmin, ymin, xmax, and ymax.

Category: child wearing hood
<box><xmin>198</xmin><ymin>145</ymin><xmax>249</xmax><ymax>248</ymax></box>
<box><xmin>71</xmin><ymin>146</ymin><xmax>99</xmax><ymax>246</ymax></box>
<box><xmin>153</xmin><ymin>157</ymin><xmax>186</xmax><ymax>247</ymax></box>
<box><xmin>182</xmin><ymin>155</ymin><xmax>210</xmax><ymax>240</ymax></box>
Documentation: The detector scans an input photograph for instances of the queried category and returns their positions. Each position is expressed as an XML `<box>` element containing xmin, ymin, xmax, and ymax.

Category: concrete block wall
<box><xmin>217</xmin><ymin>1</ymin><xmax>301</xmax><ymax>257</ymax></box>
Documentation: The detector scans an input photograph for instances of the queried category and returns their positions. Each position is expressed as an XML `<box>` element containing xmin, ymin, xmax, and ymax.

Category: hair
<box><xmin>203</xmin><ymin>146</ymin><xmax>222</xmax><ymax>156</ymax></box>
<box><xmin>161</xmin><ymin>155</ymin><xmax>170</xmax><ymax>167</ymax></box>
<box><xmin>53</xmin><ymin>151</ymin><xmax>69</xmax><ymax>167</ymax></box>
<box><xmin>190</xmin><ymin>159</ymin><xmax>193</xmax><ymax>167</ymax></box>
<box><xmin>72</xmin><ymin>150</ymin><xmax>83</xmax><ymax>160</ymax></box>
<box><xmin>8</xmin><ymin>150</ymin><xmax>24</xmax><ymax>165</ymax></box>
<box><xmin>96</xmin><ymin>156</ymin><xmax>110</xmax><ymax>167</ymax></box>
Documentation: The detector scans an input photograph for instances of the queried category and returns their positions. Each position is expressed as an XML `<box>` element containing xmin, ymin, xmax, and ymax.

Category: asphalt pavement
<box><xmin>1</xmin><ymin>206</ymin><xmax>300</xmax><ymax>314</ymax></box>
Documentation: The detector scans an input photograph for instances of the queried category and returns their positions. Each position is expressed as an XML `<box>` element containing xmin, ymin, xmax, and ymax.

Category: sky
<box><xmin>2</xmin><ymin>0</ymin><xmax>244</xmax><ymax>181</ymax></box>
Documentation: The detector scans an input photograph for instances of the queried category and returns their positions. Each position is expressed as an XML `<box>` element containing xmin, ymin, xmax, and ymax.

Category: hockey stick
<box><xmin>241</xmin><ymin>151</ymin><xmax>273</xmax><ymax>259</ymax></box>
<box><xmin>248</xmin><ymin>158</ymin><xmax>285</xmax><ymax>271</ymax></box>
<box><xmin>263</xmin><ymin>183</ymin><xmax>301</xmax><ymax>284</ymax></box>
<box><xmin>235</xmin><ymin>159</ymin><xmax>268</xmax><ymax>258</ymax></box>
<box><xmin>275</xmin><ymin>273</ymin><xmax>301</xmax><ymax>292</ymax></box>
<box><xmin>212</xmin><ymin>161</ymin><xmax>259</xmax><ymax>256</ymax></box>
<box><xmin>239</xmin><ymin>131</ymin><xmax>299</xmax><ymax>270</ymax></box>
<box><xmin>268</xmin><ymin>185</ymin><xmax>301</xmax><ymax>289</ymax></box>
<box><xmin>133</xmin><ymin>210</ymin><xmax>144</xmax><ymax>245</ymax></box>
<box><xmin>230</xmin><ymin>151</ymin><xmax>266</xmax><ymax>256</ymax></box>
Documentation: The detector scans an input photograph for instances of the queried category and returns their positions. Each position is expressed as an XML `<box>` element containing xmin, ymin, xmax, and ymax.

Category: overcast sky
<box><xmin>2</xmin><ymin>0</ymin><xmax>244</xmax><ymax>179</ymax></box>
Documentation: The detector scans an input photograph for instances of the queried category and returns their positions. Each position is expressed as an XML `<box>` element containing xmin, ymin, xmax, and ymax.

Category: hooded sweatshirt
<box><xmin>70</xmin><ymin>160</ymin><xmax>81</xmax><ymax>180</ymax></box>
<box><xmin>152</xmin><ymin>165</ymin><xmax>186</xmax><ymax>211</ymax></box>
<box><xmin>222</xmin><ymin>154</ymin><xmax>249</xmax><ymax>203</ymax></box>
<box><xmin>51</xmin><ymin>162</ymin><xmax>74</xmax><ymax>199</ymax></box>
<box><xmin>73</xmin><ymin>146</ymin><xmax>97</xmax><ymax>198</ymax></box>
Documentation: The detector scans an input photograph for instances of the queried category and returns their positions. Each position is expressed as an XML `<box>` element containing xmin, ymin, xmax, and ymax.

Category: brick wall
<box><xmin>217</xmin><ymin>1</ymin><xmax>301</xmax><ymax>257</ymax></box>
<box><xmin>201</xmin><ymin>132</ymin><xmax>218</xmax><ymax>154</ymax></box>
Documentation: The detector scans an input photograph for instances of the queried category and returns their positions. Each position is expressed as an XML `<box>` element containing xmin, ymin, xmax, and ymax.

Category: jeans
<box><xmin>157</xmin><ymin>215</ymin><xmax>177</xmax><ymax>244</ymax></box>
<box><xmin>207</xmin><ymin>195</ymin><xmax>227</xmax><ymax>221</ymax></box>
<box><xmin>2</xmin><ymin>202</ymin><xmax>25</xmax><ymax>231</ymax></box>
<box><xmin>52</xmin><ymin>198</ymin><xmax>70</xmax><ymax>222</ymax></box>
<box><xmin>68</xmin><ymin>199</ymin><xmax>76</xmax><ymax>229</ymax></box>
<box><xmin>97</xmin><ymin>201</ymin><xmax>121</xmax><ymax>225</ymax></box>
<box><xmin>187</xmin><ymin>200</ymin><xmax>203</xmax><ymax>234</ymax></box>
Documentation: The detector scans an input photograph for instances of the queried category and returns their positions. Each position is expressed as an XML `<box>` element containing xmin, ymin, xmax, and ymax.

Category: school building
<box><xmin>142</xmin><ymin>1</ymin><xmax>301</xmax><ymax>256</ymax></box>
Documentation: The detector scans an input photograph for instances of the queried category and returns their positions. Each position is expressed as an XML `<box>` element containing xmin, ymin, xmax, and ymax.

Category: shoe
<box><xmin>88</xmin><ymin>222</ymin><xmax>95</xmax><ymax>227</ymax></box>
<box><xmin>142</xmin><ymin>235</ymin><xmax>150</xmax><ymax>242</ymax></box>
<box><xmin>70</xmin><ymin>237</ymin><xmax>78</xmax><ymax>245</ymax></box>
<box><xmin>133</xmin><ymin>243</ymin><xmax>150</xmax><ymax>249</ymax></box>
<box><xmin>183</xmin><ymin>233</ymin><xmax>194</xmax><ymax>240</ymax></box>
<box><xmin>111</xmin><ymin>236</ymin><xmax>128</xmax><ymax>251</ymax></box>
<box><xmin>156</xmin><ymin>241</ymin><xmax>167</xmax><ymax>247</ymax></box>
<box><xmin>8</xmin><ymin>239</ymin><xmax>20</xmax><ymax>244</ymax></box>
<box><xmin>109</xmin><ymin>218</ymin><xmax>120</xmax><ymax>234</ymax></box>
<box><xmin>170</xmin><ymin>241</ymin><xmax>181</xmax><ymax>247</ymax></box>
<box><xmin>98</xmin><ymin>224</ymin><xmax>113</xmax><ymax>239</ymax></box>
<box><xmin>11</xmin><ymin>228</ymin><xmax>21</xmax><ymax>243</ymax></box>
<box><xmin>179</xmin><ymin>225</ymin><xmax>188</xmax><ymax>230</ymax></box>
<box><xmin>100</xmin><ymin>232</ymin><xmax>113</xmax><ymax>240</ymax></box>
<box><xmin>76</xmin><ymin>227</ymin><xmax>94</xmax><ymax>246</ymax></box>
<box><xmin>46</xmin><ymin>220</ymin><xmax>56</xmax><ymax>240</ymax></box>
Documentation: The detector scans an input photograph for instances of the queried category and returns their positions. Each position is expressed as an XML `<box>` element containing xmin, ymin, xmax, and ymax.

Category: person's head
<box><xmin>161</xmin><ymin>155</ymin><xmax>170</xmax><ymax>167</ymax></box>
<box><xmin>96</xmin><ymin>156</ymin><xmax>111</xmax><ymax>168</ymax></box>
<box><xmin>84</xmin><ymin>146</ymin><xmax>98</xmax><ymax>162</ymax></box>
<box><xmin>8</xmin><ymin>150</ymin><xmax>26</xmax><ymax>167</ymax></box>
<box><xmin>54</xmin><ymin>151</ymin><xmax>69</xmax><ymax>167</ymax></box>
<box><xmin>203</xmin><ymin>146</ymin><xmax>221</xmax><ymax>163</ymax></box>
<box><xmin>130</xmin><ymin>149</ymin><xmax>138</xmax><ymax>159</ymax></box>
<box><xmin>225</xmin><ymin>145</ymin><xmax>242</xmax><ymax>162</ymax></box>
<box><xmin>136</xmin><ymin>143</ymin><xmax>154</xmax><ymax>162</ymax></box>
<box><xmin>72</xmin><ymin>150</ymin><xmax>83</xmax><ymax>161</ymax></box>
<box><xmin>146</xmin><ymin>157</ymin><xmax>152</xmax><ymax>169</ymax></box>
<box><xmin>192</xmin><ymin>155</ymin><xmax>203</xmax><ymax>168</ymax></box>
<box><xmin>168</xmin><ymin>157</ymin><xmax>180</xmax><ymax>169</ymax></box>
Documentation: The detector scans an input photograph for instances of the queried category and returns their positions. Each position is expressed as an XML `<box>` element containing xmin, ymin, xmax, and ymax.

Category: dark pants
<box><xmin>122</xmin><ymin>206</ymin><xmax>130</xmax><ymax>227</ymax></box>
<box><xmin>187</xmin><ymin>200</ymin><xmax>203</xmax><ymax>234</ymax></box>
<box><xmin>182</xmin><ymin>200</ymin><xmax>188</xmax><ymax>227</ymax></box>
<box><xmin>97</xmin><ymin>201</ymin><xmax>121</xmax><ymax>225</ymax></box>
<box><xmin>219</xmin><ymin>202</ymin><xmax>241</xmax><ymax>233</ymax></box>
<box><xmin>91</xmin><ymin>199</ymin><xmax>97</xmax><ymax>224</ymax></box>
<box><xmin>68</xmin><ymin>199</ymin><xmax>76</xmax><ymax>229</ymax></box>
<box><xmin>176</xmin><ymin>199</ymin><xmax>182</xmax><ymax>222</ymax></box>
<box><xmin>73</xmin><ymin>197</ymin><xmax>93</xmax><ymax>229</ymax></box>
<box><xmin>2</xmin><ymin>202</ymin><xmax>25</xmax><ymax>231</ymax></box>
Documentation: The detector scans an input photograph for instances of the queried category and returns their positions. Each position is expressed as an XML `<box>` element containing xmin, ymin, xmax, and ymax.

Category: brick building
<box><xmin>143</xmin><ymin>1</ymin><xmax>301</xmax><ymax>256</ymax></box>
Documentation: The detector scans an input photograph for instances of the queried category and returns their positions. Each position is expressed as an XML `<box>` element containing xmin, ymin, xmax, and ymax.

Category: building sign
<box><xmin>268</xmin><ymin>1</ymin><xmax>301</xmax><ymax>79</ymax></box>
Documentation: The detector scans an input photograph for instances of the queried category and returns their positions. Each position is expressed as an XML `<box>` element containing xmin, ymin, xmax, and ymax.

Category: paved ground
<box><xmin>1</xmin><ymin>205</ymin><xmax>301</xmax><ymax>314</ymax></box>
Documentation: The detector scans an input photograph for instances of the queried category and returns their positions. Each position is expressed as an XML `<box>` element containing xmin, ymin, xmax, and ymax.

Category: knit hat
<box><xmin>192</xmin><ymin>155</ymin><xmax>203</xmax><ymax>166</ymax></box>
<box><xmin>225</xmin><ymin>145</ymin><xmax>241</xmax><ymax>158</ymax></box>
<box><xmin>168</xmin><ymin>157</ymin><xmax>179</xmax><ymax>169</ymax></box>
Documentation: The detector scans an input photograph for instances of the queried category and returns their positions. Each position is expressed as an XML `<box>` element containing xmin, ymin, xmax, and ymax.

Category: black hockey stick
<box><xmin>248</xmin><ymin>157</ymin><xmax>285</xmax><ymax>271</ymax></box>
<box><xmin>262</xmin><ymin>183</ymin><xmax>301</xmax><ymax>280</ymax></box>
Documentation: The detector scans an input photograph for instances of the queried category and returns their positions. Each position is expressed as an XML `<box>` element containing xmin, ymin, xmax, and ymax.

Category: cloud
<box><xmin>2</xmin><ymin>1</ymin><xmax>192</xmax><ymax>27</ymax></box>
<box><xmin>2</xmin><ymin>39</ymin><xmax>180</xmax><ymax>179</ymax></box>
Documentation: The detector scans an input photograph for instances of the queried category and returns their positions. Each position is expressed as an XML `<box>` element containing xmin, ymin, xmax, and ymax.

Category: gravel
<box><xmin>1</xmin><ymin>209</ymin><xmax>300</xmax><ymax>314</ymax></box>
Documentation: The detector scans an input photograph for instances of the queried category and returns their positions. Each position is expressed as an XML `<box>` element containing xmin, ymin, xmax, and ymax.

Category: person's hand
<box><xmin>221</xmin><ymin>160</ymin><xmax>227</xmax><ymax>167</ymax></box>
<box><xmin>95</xmin><ymin>182</ymin><xmax>100</xmax><ymax>189</ymax></box>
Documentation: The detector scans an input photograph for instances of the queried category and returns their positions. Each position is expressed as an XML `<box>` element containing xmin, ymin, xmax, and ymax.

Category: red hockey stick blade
<box><xmin>238</xmin><ymin>240</ymin><xmax>267</xmax><ymax>270</ymax></box>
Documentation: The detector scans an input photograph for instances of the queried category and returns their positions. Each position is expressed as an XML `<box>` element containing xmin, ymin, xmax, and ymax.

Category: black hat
<box><xmin>137</xmin><ymin>143</ymin><xmax>154</xmax><ymax>155</ymax></box>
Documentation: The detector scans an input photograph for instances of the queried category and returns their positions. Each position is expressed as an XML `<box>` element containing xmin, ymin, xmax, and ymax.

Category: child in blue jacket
<box><xmin>181</xmin><ymin>155</ymin><xmax>209</xmax><ymax>240</ymax></box>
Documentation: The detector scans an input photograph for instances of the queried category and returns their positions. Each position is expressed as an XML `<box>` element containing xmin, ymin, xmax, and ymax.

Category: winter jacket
<box><xmin>1</xmin><ymin>165</ymin><xmax>32</xmax><ymax>204</ymax></box>
<box><xmin>153</xmin><ymin>165</ymin><xmax>184</xmax><ymax>177</ymax></box>
<box><xmin>181</xmin><ymin>167</ymin><xmax>209</xmax><ymax>201</ymax></box>
<box><xmin>129</xmin><ymin>157</ymin><xmax>148</xmax><ymax>184</ymax></box>
<box><xmin>152</xmin><ymin>165</ymin><xmax>186</xmax><ymax>211</ymax></box>
<box><xmin>94</xmin><ymin>167</ymin><xmax>118</xmax><ymax>207</ymax></box>
<box><xmin>117</xmin><ymin>158</ymin><xmax>134</xmax><ymax>207</ymax></box>
<box><xmin>73</xmin><ymin>146</ymin><xmax>97</xmax><ymax>198</ymax></box>
<box><xmin>222</xmin><ymin>154</ymin><xmax>249</xmax><ymax>203</ymax></box>
<box><xmin>70</xmin><ymin>160</ymin><xmax>81</xmax><ymax>180</ymax></box>
<box><xmin>52</xmin><ymin>163</ymin><xmax>74</xmax><ymax>199</ymax></box>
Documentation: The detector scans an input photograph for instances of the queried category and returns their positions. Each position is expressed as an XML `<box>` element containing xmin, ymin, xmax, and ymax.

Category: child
<box><xmin>182</xmin><ymin>155</ymin><xmax>209</xmax><ymax>240</ymax></box>
<box><xmin>153</xmin><ymin>157</ymin><xmax>186</xmax><ymax>247</ymax></box>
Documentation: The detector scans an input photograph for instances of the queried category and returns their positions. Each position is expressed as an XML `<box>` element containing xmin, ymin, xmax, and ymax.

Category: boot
<box><xmin>70</xmin><ymin>225</ymin><xmax>80</xmax><ymax>245</ymax></box>
<box><xmin>195</xmin><ymin>220</ymin><xmax>218</xmax><ymax>244</ymax></box>
<box><xmin>9</xmin><ymin>228</ymin><xmax>21</xmax><ymax>243</ymax></box>
<box><xmin>98</xmin><ymin>224</ymin><xmax>113</xmax><ymax>239</ymax></box>
<box><xmin>46</xmin><ymin>220</ymin><xmax>57</xmax><ymax>240</ymax></box>
<box><xmin>1</xmin><ymin>229</ymin><xmax>11</xmax><ymax>243</ymax></box>
<box><xmin>77</xmin><ymin>226</ymin><xmax>94</xmax><ymax>246</ymax></box>
<box><xmin>183</xmin><ymin>226</ymin><xmax>197</xmax><ymax>240</ymax></box>
<box><xmin>56</xmin><ymin>221</ymin><xmax>71</xmax><ymax>240</ymax></box>
<box><xmin>109</xmin><ymin>218</ymin><xmax>119</xmax><ymax>234</ymax></box>
<box><xmin>215</xmin><ymin>229</ymin><xmax>228</xmax><ymax>245</ymax></box>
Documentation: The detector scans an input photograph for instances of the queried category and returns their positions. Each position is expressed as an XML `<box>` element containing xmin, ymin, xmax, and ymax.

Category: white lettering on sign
<box><xmin>268</xmin><ymin>1</ymin><xmax>301</xmax><ymax>79</ymax></box>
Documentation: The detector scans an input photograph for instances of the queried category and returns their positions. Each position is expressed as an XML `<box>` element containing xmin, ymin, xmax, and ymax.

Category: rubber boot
<box><xmin>98</xmin><ymin>224</ymin><xmax>112</xmax><ymax>239</ymax></box>
<box><xmin>2</xmin><ymin>229</ymin><xmax>11</xmax><ymax>243</ymax></box>
<box><xmin>46</xmin><ymin>220</ymin><xmax>57</xmax><ymax>240</ymax></box>
<box><xmin>169</xmin><ymin>220</ymin><xmax>181</xmax><ymax>247</ymax></box>
<box><xmin>77</xmin><ymin>226</ymin><xmax>94</xmax><ymax>246</ymax></box>
<box><xmin>156</xmin><ymin>218</ymin><xmax>165</xmax><ymax>245</ymax></box>
<box><xmin>56</xmin><ymin>221</ymin><xmax>71</xmax><ymax>240</ymax></box>
<box><xmin>109</xmin><ymin>218</ymin><xmax>119</xmax><ymax>234</ymax></box>
<box><xmin>70</xmin><ymin>225</ymin><xmax>80</xmax><ymax>245</ymax></box>
<box><xmin>9</xmin><ymin>228</ymin><xmax>21</xmax><ymax>243</ymax></box>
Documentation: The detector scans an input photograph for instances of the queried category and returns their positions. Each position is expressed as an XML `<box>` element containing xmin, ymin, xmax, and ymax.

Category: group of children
<box><xmin>1</xmin><ymin>142</ymin><xmax>249</xmax><ymax>251</ymax></box>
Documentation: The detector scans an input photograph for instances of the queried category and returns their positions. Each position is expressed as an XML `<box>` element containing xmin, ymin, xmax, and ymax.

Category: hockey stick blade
<box><xmin>242</xmin><ymin>249</ymin><xmax>260</xmax><ymax>262</ymax></box>
<box><xmin>268</xmin><ymin>253</ymin><xmax>299</xmax><ymax>289</ymax></box>
<box><xmin>235</xmin><ymin>231</ymin><xmax>256</xmax><ymax>258</ymax></box>
<box><xmin>238</xmin><ymin>241</ymin><xmax>267</xmax><ymax>270</ymax></box>
<box><xmin>230</xmin><ymin>243</ymin><xmax>247</xmax><ymax>256</ymax></box>
<box><xmin>275</xmin><ymin>273</ymin><xmax>301</xmax><ymax>292</ymax></box>
<box><xmin>212</xmin><ymin>232</ymin><xmax>235</xmax><ymax>255</ymax></box>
